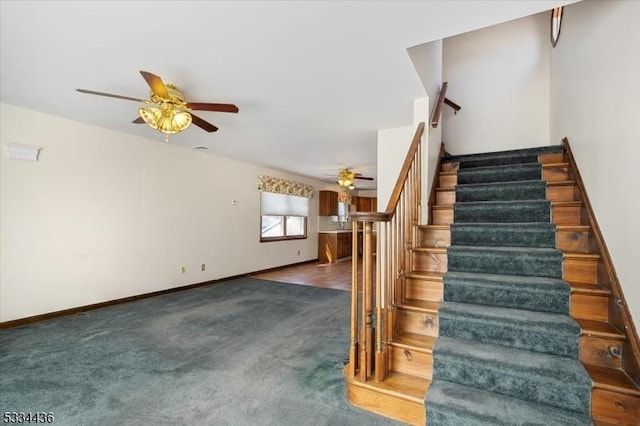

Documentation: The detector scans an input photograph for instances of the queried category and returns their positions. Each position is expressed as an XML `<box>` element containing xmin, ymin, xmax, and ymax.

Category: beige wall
<box><xmin>550</xmin><ymin>0</ymin><xmax>640</xmax><ymax>325</ymax></box>
<box><xmin>0</xmin><ymin>104</ymin><xmax>321</xmax><ymax>322</ymax></box>
<box><xmin>443</xmin><ymin>12</ymin><xmax>552</xmax><ymax>154</ymax></box>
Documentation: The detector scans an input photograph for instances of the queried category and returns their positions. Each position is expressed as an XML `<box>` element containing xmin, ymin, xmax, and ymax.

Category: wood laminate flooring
<box><xmin>251</xmin><ymin>258</ymin><xmax>360</xmax><ymax>292</ymax></box>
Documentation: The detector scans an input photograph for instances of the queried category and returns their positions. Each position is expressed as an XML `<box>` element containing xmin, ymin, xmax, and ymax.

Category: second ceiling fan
<box><xmin>336</xmin><ymin>168</ymin><xmax>374</xmax><ymax>190</ymax></box>
<box><xmin>77</xmin><ymin>71</ymin><xmax>238</xmax><ymax>140</ymax></box>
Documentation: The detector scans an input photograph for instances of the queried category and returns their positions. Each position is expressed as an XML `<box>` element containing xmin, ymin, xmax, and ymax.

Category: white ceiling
<box><xmin>0</xmin><ymin>1</ymin><xmax>571</xmax><ymax>190</ymax></box>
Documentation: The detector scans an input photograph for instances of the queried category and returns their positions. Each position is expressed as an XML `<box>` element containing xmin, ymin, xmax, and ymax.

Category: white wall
<box><xmin>443</xmin><ymin>12</ymin><xmax>552</xmax><ymax>155</ymax></box>
<box><xmin>376</xmin><ymin>126</ymin><xmax>415</xmax><ymax>211</ymax></box>
<box><xmin>0</xmin><ymin>104</ymin><xmax>321</xmax><ymax>322</ymax></box>
<box><xmin>409</xmin><ymin>40</ymin><xmax>444</xmax><ymax>222</ymax></box>
<box><xmin>550</xmin><ymin>0</ymin><xmax>640</xmax><ymax>325</ymax></box>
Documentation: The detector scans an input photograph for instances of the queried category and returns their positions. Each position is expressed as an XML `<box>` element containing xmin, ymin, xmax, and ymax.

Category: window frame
<box><xmin>259</xmin><ymin>191</ymin><xmax>309</xmax><ymax>243</ymax></box>
<box><xmin>260</xmin><ymin>214</ymin><xmax>308</xmax><ymax>242</ymax></box>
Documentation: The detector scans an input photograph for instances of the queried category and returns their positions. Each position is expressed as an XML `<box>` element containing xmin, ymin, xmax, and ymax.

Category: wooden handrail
<box><xmin>430</xmin><ymin>82</ymin><xmax>448</xmax><ymax>128</ymax></box>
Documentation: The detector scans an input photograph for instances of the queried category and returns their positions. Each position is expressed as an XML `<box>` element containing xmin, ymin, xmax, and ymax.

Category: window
<box><xmin>260</xmin><ymin>192</ymin><xmax>308</xmax><ymax>241</ymax></box>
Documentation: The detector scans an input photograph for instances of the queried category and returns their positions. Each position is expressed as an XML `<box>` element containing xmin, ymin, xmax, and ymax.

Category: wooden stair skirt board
<box><xmin>344</xmin><ymin>367</ymin><xmax>429</xmax><ymax>425</ymax></box>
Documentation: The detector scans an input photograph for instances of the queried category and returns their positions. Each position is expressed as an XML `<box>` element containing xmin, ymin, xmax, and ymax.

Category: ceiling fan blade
<box><xmin>354</xmin><ymin>176</ymin><xmax>374</xmax><ymax>181</ymax></box>
<box><xmin>190</xmin><ymin>113</ymin><xmax>218</xmax><ymax>132</ymax></box>
<box><xmin>140</xmin><ymin>71</ymin><xmax>169</xmax><ymax>98</ymax></box>
<box><xmin>76</xmin><ymin>89</ymin><xmax>143</xmax><ymax>102</ymax></box>
<box><xmin>132</xmin><ymin>117</ymin><xmax>145</xmax><ymax>124</ymax></box>
<box><xmin>186</xmin><ymin>102</ymin><xmax>239</xmax><ymax>113</ymax></box>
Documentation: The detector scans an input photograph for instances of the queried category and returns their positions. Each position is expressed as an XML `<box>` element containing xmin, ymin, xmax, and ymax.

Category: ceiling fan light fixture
<box><xmin>337</xmin><ymin>169</ymin><xmax>356</xmax><ymax>189</ymax></box>
<box><xmin>138</xmin><ymin>106</ymin><xmax>192</xmax><ymax>137</ymax></box>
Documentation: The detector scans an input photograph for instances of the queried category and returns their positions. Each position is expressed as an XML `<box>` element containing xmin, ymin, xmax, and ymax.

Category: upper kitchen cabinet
<box><xmin>354</xmin><ymin>196</ymin><xmax>378</xmax><ymax>212</ymax></box>
<box><xmin>318</xmin><ymin>190</ymin><xmax>339</xmax><ymax>216</ymax></box>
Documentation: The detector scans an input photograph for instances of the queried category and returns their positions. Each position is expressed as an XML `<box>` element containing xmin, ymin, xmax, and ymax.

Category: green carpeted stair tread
<box><xmin>457</xmin><ymin>163</ymin><xmax>542</xmax><ymax>185</ymax></box>
<box><xmin>447</xmin><ymin>245</ymin><xmax>563</xmax><ymax>278</ymax></box>
<box><xmin>438</xmin><ymin>301</ymin><xmax>580</xmax><ymax>358</ymax></box>
<box><xmin>443</xmin><ymin>145</ymin><xmax>563</xmax><ymax>165</ymax></box>
<box><xmin>456</xmin><ymin>180</ymin><xmax>547</xmax><ymax>202</ymax></box>
<box><xmin>432</xmin><ymin>336</ymin><xmax>593</xmax><ymax>414</ymax></box>
<box><xmin>428</xmin><ymin>144</ymin><xmax>594</xmax><ymax>423</ymax></box>
<box><xmin>425</xmin><ymin>380</ymin><xmax>592</xmax><ymax>426</ymax></box>
<box><xmin>443</xmin><ymin>271</ymin><xmax>569</xmax><ymax>314</ymax></box>
<box><xmin>454</xmin><ymin>200</ymin><xmax>551</xmax><ymax>223</ymax></box>
<box><xmin>451</xmin><ymin>223</ymin><xmax>556</xmax><ymax>248</ymax></box>
<box><xmin>457</xmin><ymin>154</ymin><xmax>540</xmax><ymax>170</ymax></box>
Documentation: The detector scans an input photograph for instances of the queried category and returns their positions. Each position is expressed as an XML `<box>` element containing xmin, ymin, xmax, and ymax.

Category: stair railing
<box><xmin>347</xmin><ymin>121</ymin><xmax>425</xmax><ymax>383</ymax></box>
<box><xmin>431</xmin><ymin>81</ymin><xmax>461</xmax><ymax>129</ymax></box>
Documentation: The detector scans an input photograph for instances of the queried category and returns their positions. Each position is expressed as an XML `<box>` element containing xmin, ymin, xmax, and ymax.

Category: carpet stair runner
<box><xmin>425</xmin><ymin>145</ymin><xmax>594</xmax><ymax>425</ymax></box>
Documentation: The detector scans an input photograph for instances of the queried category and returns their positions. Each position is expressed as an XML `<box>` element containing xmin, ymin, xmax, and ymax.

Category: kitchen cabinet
<box><xmin>354</xmin><ymin>196</ymin><xmax>377</xmax><ymax>212</ymax></box>
<box><xmin>337</xmin><ymin>232</ymin><xmax>353</xmax><ymax>259</ymax></box>
<box><xmin>318</xmin><ymin>231</ymin><xmax>353</xmax><ymax>263</ymax></box>
<box><xmin>318</xmin><ymin>190</ymin><xmax>339</xmax><ymax>216</ymax></box>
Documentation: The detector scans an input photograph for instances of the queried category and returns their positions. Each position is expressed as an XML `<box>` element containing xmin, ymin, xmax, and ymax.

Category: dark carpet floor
<box><xmin>0</xmin><ymin>278</ymin><xmax>400</xmax><ymax>426</ymax></box>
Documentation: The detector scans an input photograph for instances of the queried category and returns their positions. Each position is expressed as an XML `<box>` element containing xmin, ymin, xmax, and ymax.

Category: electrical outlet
<box><xmin>201</xmin><ymin>264</ymin><xmax>206</xmax><ymax>271</ymax></box>
<box><xmin>180</xmin><ymin>266</ymin><xmax>186</xmax><ymax>274</ymax></box>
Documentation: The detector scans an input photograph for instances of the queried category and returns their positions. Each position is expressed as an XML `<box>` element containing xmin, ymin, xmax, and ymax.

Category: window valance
<box><xmin>257</xmin><ymin>175</ymin><xmax>314</xmax><ymax>198</ymax></box>
<box><xmin>338</xmin><ymin>191</ymin><xmax>352</xmax><ymax>204</ymax></box>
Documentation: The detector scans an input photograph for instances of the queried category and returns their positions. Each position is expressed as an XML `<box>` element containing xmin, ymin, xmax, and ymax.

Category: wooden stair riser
<box><xmin>417</xmin><ymin>226</ymin><xmax>450</xmax><ymax>248</ymax></box>
<box><xmin>436</xmin><ymin>190</ymin><xmax>455</xmax><ymax>206</ymax></box>
<box><xmin>411</xmin><ymin>250</ymin><xmax>447</xmax><ymax>274</ymax></box>
<box><xmin>389</xmin><ymin>346</ymin><xmax>433</xmax><ymax>380</ymax></box>
<box><xmin>572</xmin><ymin>292</ymin><xmax>609</xmax><ymax>321</ymax></box>
<box><xmin>552</xmin><ymin>202</ymin><xmax>583</xmax><ymax>225</ymax></box>
<box><xmin>441</xmin><ymin>162</ymin><xmax>459</xmax><ymax>172</ymax></box>
<box><xmin>438</xmin><ymin>172</ymin><xmax>456</xmax><ymax>189</ymax></box>
<box><xmin>581</xmin><ymin>335</ymin><xmax>624</xmax><ymax>369</ymax></box>
<box><xmin>557</xmin><ymin>227</ymin><xmax>591</xmax><ymax>253</ymax></box>
<box><xmin>539</xmin><ymin>153</ymin><xmax>565</xmax><ymax>164</ymax></box>
<box><xmin>543</xmin><ymin>164</ymin><xmax>570</xmax><ymax>182</ymax></box>
<box><xmin>397</xmin><ymin>309</ymin><xmax>439</xmax><ymax>337</ymax></box>
<box><xmin>404</xmin><ymin>277</ymin><xmax>444</xmax><ymax>302</ymax></box>
<box><xmin>592</xmin><ymin>388</ymin><xmax>640</xmax><ymax>425</ymax></box>
<box><xmin>431</xmin><ymin>208</ymin><xmax>453</xmax><ymax>225</ymax></box>
<box><xmin>564</xmin><ymin>254</ymin><xmax>599</xmax><ymax>284</ymax></box>
<box><xmin>547</xmin><ymin>183</ymin><xmax>578</xmax><ymax>202</ymax></box>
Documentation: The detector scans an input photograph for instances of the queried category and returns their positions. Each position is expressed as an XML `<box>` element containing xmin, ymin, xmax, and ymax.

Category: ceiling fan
<box><xmin>76</xmin><ymin>71</ymin><xmax>238</xmax><ymax>141</ymax></box>
<box><xmin>335</xmin><ymin>168</ymin><xmax>374</xmax><ymax>190</ymax></box>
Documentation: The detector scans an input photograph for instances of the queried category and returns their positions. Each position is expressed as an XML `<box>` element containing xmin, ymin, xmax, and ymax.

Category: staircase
<box><xmin>344</xmin><ymin>131</ymin><xmax>640</xmax><ymax>425</ymax></box>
